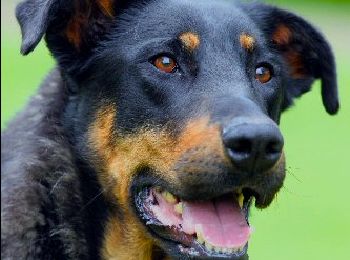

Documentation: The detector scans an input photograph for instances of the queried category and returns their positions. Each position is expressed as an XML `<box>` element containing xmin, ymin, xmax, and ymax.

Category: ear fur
<box><xmin>16</xmin><ymin>0</ymin><xmax>55</xmax><ymax>55</ymax></box>
<box><xmin>16</xmin><ymin>0</ymin><xmax>116</xmax><ymax>55</ymax></box>
<box><xmin>16</xmin><ymin>0</ymin><xmax>120</xmax><ymax>75</ymax></box>
<box><xmin>244</xmin><ymin>3</ymin><xmax>339</xmax><ymax>115</ymax></box>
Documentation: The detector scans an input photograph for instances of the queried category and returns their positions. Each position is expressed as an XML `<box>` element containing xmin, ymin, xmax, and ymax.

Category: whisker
<box><xmin>78</xmin><ymin>178</ymin><xmax>116</xmax><ymax>213</ymax></box>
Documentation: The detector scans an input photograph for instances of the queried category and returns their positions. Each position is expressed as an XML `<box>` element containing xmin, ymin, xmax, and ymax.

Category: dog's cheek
<box><xmin>86</xmin><ymin>105</ymin><xmax>156</xmax><ymax>259</ymax></box>
<box><xmin>255</xmin><ymin>151</ymin><xmax>286</xmax><ymax>208</ymax></box>
<box><xmin>87</xmin><ymin>107</ymin><xmax>226</xmax><ymax>203</ymax></box>
<box><xmin>87</xmin><ymin>106</ymin><xmax>175</xmax><ymax>204</ymax></box>
<box><xmin>268</xmin><ymin>151</ymin><xmax>286</xmax><ymax>190</ymax></box>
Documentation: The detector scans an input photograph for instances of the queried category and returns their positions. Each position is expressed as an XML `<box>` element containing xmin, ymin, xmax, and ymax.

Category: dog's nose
<box><xmin>222</xmin><ymin>119</ymin><xmax>284</xmax><ymax>172</ymax></box>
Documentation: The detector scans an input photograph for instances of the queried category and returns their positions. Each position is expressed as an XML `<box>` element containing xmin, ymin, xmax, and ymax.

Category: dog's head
<box><xmin>17</xmin><ymin>0</ymin><xmax>339</xmax><ymax>259</ymax></box>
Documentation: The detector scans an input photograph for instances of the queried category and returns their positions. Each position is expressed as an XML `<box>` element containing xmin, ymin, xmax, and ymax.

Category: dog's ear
<box><xmin>16</xmin><ymin>0</ymin><xmax>137</xmax><ymax>71</ymax></box>
<box><xmin>244</xmin><ymin>4</ymin><xmax>339</xmax><ymax>115</ymax></box>
<box><xmin>17</xmin><ymin>0</ymin><xmax>115</xmax><ymax>54</ymax></box>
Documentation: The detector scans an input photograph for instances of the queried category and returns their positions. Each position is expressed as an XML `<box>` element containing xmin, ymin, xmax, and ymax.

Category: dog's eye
<box><xmin>255</xmin><ymin>64</ymin><xmax>273</xmax><ymax>83</ymax></box>
<box><xmin>153</xmin><ymin>56</ymin><xmax>178</xmax><ymax>73</ymax></box>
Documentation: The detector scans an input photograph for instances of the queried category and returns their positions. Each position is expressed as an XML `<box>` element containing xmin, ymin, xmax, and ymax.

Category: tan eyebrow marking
<box><xmin>179</xmin><ymin>32</ymin><xmax>200</xmax><ymax>51</ymax></box>
<box><xmin>240</xmin><ymin>33</ymin><xmax>255</xmax><ymax>52</ymax></box>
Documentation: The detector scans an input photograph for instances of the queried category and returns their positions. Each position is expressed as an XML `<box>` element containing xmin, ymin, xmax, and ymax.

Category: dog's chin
<box><xmin>132</xmin><ymin>183</ymin><xmax>255</xmax><ymax>260</ymax></box>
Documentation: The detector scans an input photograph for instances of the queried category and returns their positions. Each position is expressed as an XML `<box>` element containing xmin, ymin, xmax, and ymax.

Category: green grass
<box><xmin>249</xmin><ymin>75</ymin><xmax>350</xmax><ymax>259</ymax></box>
<box><xmin>1</xmin><ymin>36</ymin><xmax>54</xmax><ymax>128</ymax></box>
<box><xmin>2</xmin><ymin>1</ymin><xmax>350</xmax><ymax>259</ymax></box>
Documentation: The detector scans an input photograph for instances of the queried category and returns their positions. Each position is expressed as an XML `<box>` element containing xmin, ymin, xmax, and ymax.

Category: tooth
<box><xmin>222</xmin><ymin>248</ymin><xmax>228</xmax><ymax>254</ymax></box>
<box><xmin>227</xmin><ymin>248</ymin><xmax>233</xmax><ymax>254</ymax></box>
<box><xmin>197</xmin><ymin>233</ymin><xmax>204</xmax><ymax>244</ymax></box>
<box><xmin>154</xmin><ymin>187</ymin><xmax>163</xmax><ymax>193</ymax></box>
<box><xmin>174</xmin><ymin>202</ymin><xmax>183</xmax><ymax>214</ymax></box>
<box><xmin>162</xmin><ymin>191</ymin><xmax>177</xmax><ymax>203</ymax></box>
<box><xmin>214</xmin><ymin>246</ymin><xmax>221</xmax><ymax>253</ymax></box>
<box><xmin>238</xmin><ymin>193</ymin><xmax>244</xmax><ymax>208</ymax></box>
<box><xmin>196</xmin><ymin>228</ymin><xmax>204</xmax><ymax>244</ymax></box>
<box><xmin>249</xmin><ymin>226</ymin><xmax>255</xmax><ymax>234</ymax></box>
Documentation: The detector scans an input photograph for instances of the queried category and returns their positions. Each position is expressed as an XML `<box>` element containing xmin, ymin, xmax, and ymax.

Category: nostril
<box><xmin>223</xmin><ymin>120</ymin><xmax>284</xmax><ymax>172</ymax></box>
<box><xmin>230</xmin><ymin>138</ymin><xmax>252</xmax><ymax>155</ymax></box>
<box><xmin>265</xmin><ymin>140</ymin><xmax>283</xmax><ymax>155</ymax></box>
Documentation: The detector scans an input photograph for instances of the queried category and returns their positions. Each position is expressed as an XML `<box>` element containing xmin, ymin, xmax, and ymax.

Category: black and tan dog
<box><xmin>1</xmin><ymin>0</ymin><xmax>339</xmax><ymax>259</ymax></box>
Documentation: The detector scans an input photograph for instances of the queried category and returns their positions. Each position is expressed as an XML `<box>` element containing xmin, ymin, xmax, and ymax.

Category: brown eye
<box><xmin>255</xmin><ymin>65</ymin><xmax>273</xmax><ymax>83</ymax></box>
<box><xmin>153</xmin><ymin>56</ymin><xmax>177</xmax><ymax>73</ymax></box>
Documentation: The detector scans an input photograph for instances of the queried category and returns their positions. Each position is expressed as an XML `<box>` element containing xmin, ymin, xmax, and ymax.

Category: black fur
<box><xmin>2</xmin><ymin>0</ymin><xmax>339</xmax><ymax>259</ymax></box>
<box><xmin>243</xmin><ymin>3</ymin><xmax>339</xmax><ymax>114</ymax></box>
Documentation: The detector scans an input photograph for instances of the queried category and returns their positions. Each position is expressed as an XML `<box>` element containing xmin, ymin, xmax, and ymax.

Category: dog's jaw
<box><xmin>135</xmin><ymin>187</ymin><xmax>252</xmax><ymax>258</ymax></box>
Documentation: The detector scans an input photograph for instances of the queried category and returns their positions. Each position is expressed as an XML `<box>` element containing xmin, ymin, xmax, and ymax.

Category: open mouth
<box><xmin>135</xmin><ymin>186</ymin><xmax>253</xmax><ymax>259</ymax></box>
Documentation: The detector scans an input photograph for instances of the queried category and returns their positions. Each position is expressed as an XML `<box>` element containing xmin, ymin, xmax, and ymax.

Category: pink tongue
<box><xmin>182</xmin><ymin>196</ymin><xmax>251</xmax><ymax>248</ymax></box>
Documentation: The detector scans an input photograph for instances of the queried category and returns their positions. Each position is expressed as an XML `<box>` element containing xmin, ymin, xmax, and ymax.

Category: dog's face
<box><xmin>17</xmin><ymin>0</ymin><xmax>339</xmax><ymax>259</ymax></box>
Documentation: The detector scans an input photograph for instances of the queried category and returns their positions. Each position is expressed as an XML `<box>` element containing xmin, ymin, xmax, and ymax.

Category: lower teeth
<box><xmin>149</xmin><ymin>188</ymin><xmax>248</xmax><ymax>255</ymax></box>
<box><xmin>199</xmin><ymin>240</ymin><xmax>245</xmax><ymax>254</ymax></box>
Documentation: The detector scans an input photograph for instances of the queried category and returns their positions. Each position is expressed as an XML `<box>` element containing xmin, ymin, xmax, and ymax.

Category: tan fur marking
<box><xmin>97</xmin><ymin>0</ymin><xmax>114</xmax><ymax>17</ymax></box>
<box><xmin>88</xmin><ymin>108</ymin><xmax>226</xmax><ymax>259</ymax></box>
<box><xmin>89</xmin><ymin>111</ymin><xmax>224</xmax><ymax>204</ymax></box>
<box><xmin>66</xmin><ymin>13</ymin><xmax>87</xmax><ymax>49</ymax></box>
<box><xmin>270</xmin><ymin>150</ymin><xmax>286</xmax><ymax>172</ymax></box>
<box><xmin>272</xmin><ymin>24</ymin><xmax>292</xmax><ymax>45</ymax></box>
<box><xmin>272</xmin><ymin>25</ymin><xmax>307</xmax><ymax>78</ymax></box>
<box><xmin>89</xmin><ymin>105</ymin><xmax>116</xmax><ymax>164</ymax></box>
<box><xmin>103</xmin><ymin>216</ymin><xmax>154</xmax><ymax>259</ymax></box>
<box><xmin>179</xmin><ymin>32</ymin><xmax>200</xmax><ymax>51</ymax></box>
<box><xmin>240</xmin><ymin>33</ymin><xmax>255</xmax><ymax>52</ymax></box>
<box><xmin>285</xmin><ymin>50</ymin><xmax>307</xmax><ymax>78</ymax></box>
<box><xmin>65</xmin><ymin>0</ymin><xmax>114</xmax><ymax>49</ymax></box>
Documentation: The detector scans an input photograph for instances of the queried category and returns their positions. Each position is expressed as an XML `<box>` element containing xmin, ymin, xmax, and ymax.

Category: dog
<box><xmin>1</xmin><ymin>0</ymin><xmax>339</xmax><ymax>259</ymax></box>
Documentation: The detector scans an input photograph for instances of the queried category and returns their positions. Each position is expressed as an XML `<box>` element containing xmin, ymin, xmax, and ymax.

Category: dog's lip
<box><xmin>134</xmin><ymin>186</ymin><xmax>253</xmax><ymax>258</ymax></box>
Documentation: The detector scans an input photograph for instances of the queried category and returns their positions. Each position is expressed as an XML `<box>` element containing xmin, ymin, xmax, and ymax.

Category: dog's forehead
<box><xmin>122</xmin><ymin>0</ymin><xmax>258</xmax><ymax>42</ymax></box>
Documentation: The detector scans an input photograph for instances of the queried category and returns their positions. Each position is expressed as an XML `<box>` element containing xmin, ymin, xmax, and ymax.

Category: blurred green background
<box><xmin>1</xmin><ymin>0</ymin><xmax>350</xmax><ymax>259</ymax></box>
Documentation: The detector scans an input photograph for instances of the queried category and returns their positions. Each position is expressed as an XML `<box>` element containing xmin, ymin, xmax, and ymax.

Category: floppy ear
<box><xmin>244</xmin><ymin>4</ymin><xmax>339</xmax><ymax>115</ymax></box>
<box><xmin>16</xmin><ymin>0</ymin><xmax>117</xmax><ymax>53</ymax></box>
<box><xmin>16</xmin><ymin>0</ymin><xmax>126</xmax><ymax>72</ymax></box>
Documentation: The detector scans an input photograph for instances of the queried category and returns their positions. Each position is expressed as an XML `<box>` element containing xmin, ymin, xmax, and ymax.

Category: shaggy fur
<box><xmin>2</xmin><ymin>69</ymin><xmax>88</xmax><ymax>258</ymax></box>
<box><xmin>2</xmin><ymin>0</ymin><xmax>339</xmax><ymax>259</ymax></box>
